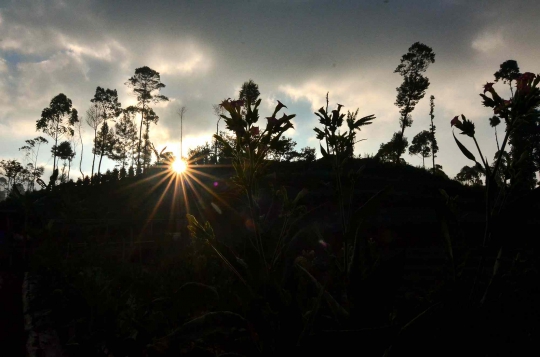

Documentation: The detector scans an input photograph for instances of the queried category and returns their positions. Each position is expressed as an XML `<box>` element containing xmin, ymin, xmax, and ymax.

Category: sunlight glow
<box><xmin>172</xmin><ymin>159</ymin><xmax>188</xmax><ymax>174</ymax></box>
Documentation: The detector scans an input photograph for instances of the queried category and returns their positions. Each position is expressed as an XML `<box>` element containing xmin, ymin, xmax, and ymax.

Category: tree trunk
<box><xmin>97</xmin><ymin>153</ymin><xmax>104</xmax><ymax>180</ymax></box>
<box><xmin>79</xmin><ymin>124</ymin><xmax>84</xmax><ymax>179</ymax></box>
<box><xmin>97</xmin><ymin>123</ymin><xmax>107</xmax><ymax>179</ymax></box>
<box><xmin>137</xmin><ymin>105</ymin><xmax>145</xmax><ymax>174</ymax></box>
<box><xmin>91</xmin><ymin>127</ymin><xmax>97</xmax><ymax>177</ymax></box>
<box><xmin>495</xmin><ymin>127</ymin><xmax>500</xmax><ymax>152</ymax></box>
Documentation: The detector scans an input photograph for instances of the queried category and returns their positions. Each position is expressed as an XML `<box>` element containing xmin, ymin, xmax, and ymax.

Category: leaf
<box><xmin>293</xmin><ymin>188</ymin><xmax>309</xmax><ymax>205</ymax></box>
<box><xmin>296</xmin><ymin>264</ymin><xmax>349</xmax><ymax>322</ymax></box>
<box><xmin>452</xmin><ymin>131</ymin><xmax>476</xmax><ymax>162</ymax></box>
<box><xmin>350</xmin><ymin>185</ymin><xmax>393</xmax><ymax>224</ymax></box>
<box><xmin>320</xmin><ymin>144</ymin><xmax>329</xmax><ymax>158</ymax></box>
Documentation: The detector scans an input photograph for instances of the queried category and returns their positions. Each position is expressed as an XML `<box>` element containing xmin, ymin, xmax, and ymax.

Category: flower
<box><xmin>266</xmin><ymin>116</ymin><xmax>278</xmax><ymax>126</ymax></box>
<box><xmin>483</xmin><ymin>82</ymin><xmax>495</xmax><ymax>94</ymax></box>
<box><xmin>450</xmin><ymin>116</ymin><xmax>460</xmax><ymax>127</ymax></box>
<box><xmin>232</xmin><ymin>99</ymin><xmax>245</xmax><ymax>108</ymax></box>
<box><xmin>516</xmin><ymin>72</ymin><xmax>536</xmax><ymax>94</ymax></box>
<box><xmin>276</xmin><ymin>100</ymin><xmax>287</xmax><ymax>111</ymax></box>
<box><xmin>219</xmin><ymin>98</ymin><xmax>233</xmax><ymax>110</ymax></box>
<box><xmin>250</xmin><ymin>126</ymin><xmax>260</xmax><ymax>136</ymax></box>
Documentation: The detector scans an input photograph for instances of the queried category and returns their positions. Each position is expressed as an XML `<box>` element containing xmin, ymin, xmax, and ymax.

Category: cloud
<box><xmin>472</xmin><ymin>28</ymin><xmax>506</xmax><ymax>53</ymax></box>
<box><xmin>0</xmin><ymin>0</ymin><xmax>539</xmax><ymax>181</ymax></box>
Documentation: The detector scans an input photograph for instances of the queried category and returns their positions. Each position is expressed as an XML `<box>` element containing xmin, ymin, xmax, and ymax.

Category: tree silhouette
<box><xmin>36</xmin><ymin>94</ymin><xmax>78</xmax><ymax>174</ymax></box>
<box><xmin>239</xmin><ymin>79</ymin><xmax>260</xmax><ymax>107</ymax></box>
<box><xmin>428</xmin><ymin>95</ymin><xmax>439</xmax><ymax>171</ymax></box>
<box><xmin>455</xmin><ymin>164</ymin><xmax>483</xmax><ymax>186</ymax></box>
<box><xmin>53</xmin><ymin>141</ymin><xmax>75</xmax><ymax>182</ymax></box>
<box><xmin>188</xmin><ymin>142</ymin><xmax>213</xmax><ymax>165</ymax></box>
<box><xmin>142</xmin><ymin>108</ymin><xmax>159</xmax><ymax>170</ymax></box>
<box><xmin>86</xmin><ymin>103</ymin><xmax>103</xmax><ymax>177</ymax></box>
<box><xmin>266</xmin><ymin>136</ymin><xmax>297</xmax><ymax>161</ymax></box>
<box><xmin>390</xmin><ymin>42</ymin><xmax>435</xmax><ymax>163</ymax></box>
<box><xmin>114</xmin><ymin>108</ymin><xmax>138</xmax><ymax>169</ymax></box>
<box><xmin>19</xmin><ymin>136</ymin><xmax>48</xmax><ymax>191</ymax></box>
<box><xmin>91</xmin><ymin>87</ymin><xmax>122</xmax><ymax>178</ymax></box>
<box><xmin>0</xmin><ymin>159</ymin><xmax>24</xmax><ymax>192</ymax></box>
<box><xmin>125</xmin><ymin>66</ymin><xmax>169</xmax><ymax>173</ymax></box>
<box><xmin>377</xmin><ymin>132</ymin><xmax>408</xmax><ymax>164</ymax></box>
<box><xmin>408</xmin><ymin>130</ymin><xmax>432</xmax><ymax>168</ymax></box>
<box><xmin>212</xmin><ymin>104</ymin><xmax>224</xmax><ymax>163</ymax></box>
<box><xmin>93</xmin><ymin>122</ymin><xmax>117</xmax><ymax>179</ymax></box>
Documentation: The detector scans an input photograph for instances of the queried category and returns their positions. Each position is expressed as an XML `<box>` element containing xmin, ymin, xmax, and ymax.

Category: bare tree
<box><xmin>213</xmin><ymin>104</ymin><xmax>224</xmax><ymax>163</ymax></box>
<box><xmin>86</xmin><ymin>104</ymin><xmax>102</xmax><ymax>177</ymax></box>
<box><xmin>177</xmin><ymin>106</ymin><xmax>187</xmax><ymax>159</ymax></box>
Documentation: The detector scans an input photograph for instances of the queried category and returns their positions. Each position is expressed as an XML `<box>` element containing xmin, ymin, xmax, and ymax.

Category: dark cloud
<box><xmin>0</xmin><ymin>0</ymin><xmax>539</xmax><ymax>179</ymax></box>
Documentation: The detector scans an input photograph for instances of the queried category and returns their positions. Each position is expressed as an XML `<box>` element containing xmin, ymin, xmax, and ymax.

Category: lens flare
<box><xmin>172</xmin><ymin>159</ymin><xmax>187</xmax><ymax>174</ymax></box>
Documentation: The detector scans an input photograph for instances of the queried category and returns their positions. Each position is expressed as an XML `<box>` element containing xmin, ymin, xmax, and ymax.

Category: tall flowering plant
<box><xmin>213</xmin><ymin>97</ymin><xmax>295</xmax><ymax>267</ymax></box>
<box><xmin>451</xmin><ymin>72</ymin><xmax>540</xmax><ymax>304</ymax></box>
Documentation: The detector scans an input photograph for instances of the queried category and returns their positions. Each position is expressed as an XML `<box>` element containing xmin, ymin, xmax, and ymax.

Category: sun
<box><xmin>171</xmin><ymin>159</ymin><xmax>188</xmax><ymax>174</ymax></box>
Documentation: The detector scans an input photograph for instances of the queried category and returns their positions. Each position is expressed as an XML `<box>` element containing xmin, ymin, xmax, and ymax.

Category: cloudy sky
<box><xmin>0</xmin><ymin>0</ymin><xmax>539</xmax><ymax>180</ymax></box>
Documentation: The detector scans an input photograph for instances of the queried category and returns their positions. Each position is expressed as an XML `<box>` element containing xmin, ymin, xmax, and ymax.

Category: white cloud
<box><xmin>472</xmin><ymin>28</ymin><xmax>505</xmax><ymax>53</ymax></box>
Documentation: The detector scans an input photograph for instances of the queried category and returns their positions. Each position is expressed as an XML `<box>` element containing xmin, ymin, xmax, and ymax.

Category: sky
<box><xmin>1</xmin><ymin>0</ymin><xmax>539</xmax><ymax>182</ymax></box>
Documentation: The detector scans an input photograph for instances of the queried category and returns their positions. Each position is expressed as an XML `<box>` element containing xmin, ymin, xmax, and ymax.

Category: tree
<box><xmin>455</xmin><ymin>164</ymin><xmax>483</xmax><ymax>186</ymax></box>
<box><xmin>408</xmin><ymin>130</ymin><xmax>432</xmax><ymax>168</ymax></box>
<box><xmin>86</xmin><ymin>103</ymin><xmax>103</xmax><ymax>177</ymax></box>
<box><xmin>74</xmin><ymin>114</ymin><xmax>84</xmax><ymax>179</ymax></box>
<box><xmin>0</xmin><ymin>159</ymin><xmax>24</xmax><ymax>192</ymax></box>
<box><xmin>125</xmin><ymin>66</ymin><xmax>169</xmax><ymax>173</ymax></box>
<box><xmin>52</xmin><ymin>141</ymin><xmax>75</xmax><ymax>183</ymax></box>
<box><xmin>177</xmin><ymin>106</ymin><xmax>187</xmax><ymax>159</ymax></box>
<box><xmin>213</xmin><ymin>104</ymin><xmax>224</xmax><ymax>163</ymax></box>
<box><xmin>142</xmin><ymin>108</ymin><xmax>159</xmax><ymax>170</ymax></box>
<box><xmin>428</xmin><ymin>95</ymin><xmax>439</xmax><ymax>171</ymax></box>
<box><xmin>298</xmin><ymin>147</ymin><xmax>316</xmax><ymax>163</ymax></box>
<box><xmin>91</xmin><ymin>87</ymin><xmax>122</xmax><ymax>178</ymax></box>
<box><xmin>391</xmin><ymin>42</ymin><xmax>435</xmax><ymax>163</ymax></box>
<box><xmin>36</xmin><ymin>93</ymin><xmax>79</xmax><ymax>174</ymax></box>
<box><xmin>188</xmin><ymin>142</ymin><xmax>213</xmax><ymax>165</ymax></box>
<box><xmin>114</xmin><ymin>108</ymin><xmax>138</xmax><ymax>169</ymax></box>
<box><xmin>239</xmin><ymin>79</ymin><xmax>260</xmax><ymax>106</ymax></box>
<box><xmin>92</xmin><ymin>122</ymin><xmax>117</xmax><ymax>179</ymax></box>
<box><xmin>267</xmin><ymin>136</ymin><xmax>297</xmax><ymax>161</ymax></box>
<box><xmin>377</xmin><ymin>132</ymin><xmax>408</xmax><ymax>164</ymax></box>
<box><xmin>19</xmin><ymin>136</ymin><xmax>48</xmax><ymax>191</ymax></box>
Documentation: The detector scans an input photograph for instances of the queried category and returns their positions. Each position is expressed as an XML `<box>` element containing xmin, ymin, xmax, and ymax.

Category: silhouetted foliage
<box><xmin>389</xmin><ymin>42</ymin><xmax>435</xmax><ymax>162</ymax></box>
<box><xmin>125</xmin><ymin>66</ymin><xmax>169</xmax><ymax>173</ymax></box>
<box><xmin>36</xmin><ymin>93</ymin><xmax>79</xmax><ymax>175</ymax></box>
<box><xmin>409</xmin><ymin>130</ymin><xmax>432</xmax><ymax>168</ymax></box>
<box><xmin>91</xmin><ymin>87</ymin><xmax>122</xmax><ymax>178</ymax></box>
<box><xmin>238</xmin><ymin>79</ymin><xmax>260</xmax><ymax>107</ymax></box>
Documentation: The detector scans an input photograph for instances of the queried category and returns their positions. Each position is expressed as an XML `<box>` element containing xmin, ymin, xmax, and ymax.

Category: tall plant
<box><xmin>382</xmin><ymin>42</ymin><xmax>435</xmax><ymax>163</ymax></box>
<box><xmin>125</xmin><ymin>66</ymin><xmax>168</xmax><ymax>173</ymax></box>
<box><xmin>91</xmin><ymin>87</ymin><xmax>122</xmax><ymax>178</ymax></box>
<box><xmin>428</xmin><ymin>95</ymin><xmax>439</xmax><ymax>171</ymax></box>
<box><xmin>451</xmin><ymin>72</ymin><xmax>540</xmax><ymax>303</ymax></box>
<box><xmin>36</xmin><ymin>94</ymin><xmax>79</xmax><ymax>175</ymax></box>
<box><xmin>313</xmin><ymin>96</ymin><xmax>376</xmax><ymax>271</ymax></box>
